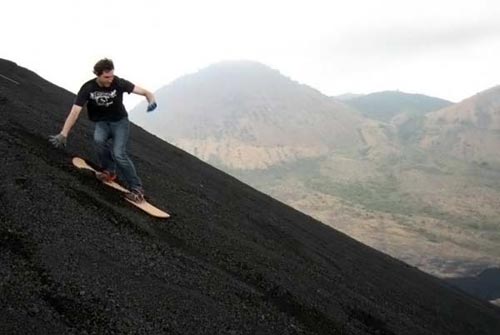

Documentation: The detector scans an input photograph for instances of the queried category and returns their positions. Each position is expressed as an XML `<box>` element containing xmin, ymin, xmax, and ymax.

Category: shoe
<box><xmin>96</xmin><ymin>170</ymin><xmax>117</xmax><ymax>183</ymax></box>
<box><xmin>125</xmin><ymin>187</ymin><xmax>145</xmax><ymax>203</ymax></box>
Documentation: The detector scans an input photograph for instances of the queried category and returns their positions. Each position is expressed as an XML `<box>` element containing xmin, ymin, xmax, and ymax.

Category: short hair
<box><xmin>93</xmin><ymin>58</ymin><xmax>114</xmax><ymax>76</ymax></box>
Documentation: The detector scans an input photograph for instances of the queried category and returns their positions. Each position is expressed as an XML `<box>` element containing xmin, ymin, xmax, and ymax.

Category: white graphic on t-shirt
<box><xmin>90</xmin><ymin>90</ymin><xmax>117</xmax><ymax>107</ymax></box>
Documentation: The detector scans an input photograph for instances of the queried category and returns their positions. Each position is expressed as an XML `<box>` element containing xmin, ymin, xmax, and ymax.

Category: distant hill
<box><xmin>342</xmin><ymin>91</ymin><xmax>452</xmax><ymax>123</ymax></box>
<box><xmin>420</xmin><ymin>85</ymin><xmax>500</xmax><ymax>166</ymax></box>
<box><xmin>132</xmin><ymin>61</ymin><xmax>367</xmax><ymax>169</ymax></box>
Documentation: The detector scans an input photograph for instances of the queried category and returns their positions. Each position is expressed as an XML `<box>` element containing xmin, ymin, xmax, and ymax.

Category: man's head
<box><xmin>93</xmin><ymin>58</ymin><xmax>114</xmax><ymax>87</ymax></box>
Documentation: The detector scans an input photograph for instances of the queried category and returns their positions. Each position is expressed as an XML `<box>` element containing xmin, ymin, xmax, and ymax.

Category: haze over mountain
<box><xmin>4</xmin><ymin>58</ymin><xmax>500</xmax><ymax>334</ymax></box>
<box><xmin>132</xmin><ymin>61</ymin><xmax>500</xmax><ymax>282</ymax></box>
<box><xmin>334</xmin><ymin>93</ymin><xmax>365</xmax><ymax>101</ymax></box>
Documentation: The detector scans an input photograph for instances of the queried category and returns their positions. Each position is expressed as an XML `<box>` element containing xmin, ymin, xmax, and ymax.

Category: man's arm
<box><xmin>60</xmin><ymin>104</ymin><xmax>83</xmax><ymax>137</ymax></box>
<box><xmin>132</xmin><ymin>85</ymin><xmax>155</xmax><ymax>104</ymax></box>
<box><xmin>49</xmin><ymin>104</ymin><xmax>83</xmax><ymax>148</ymax></box>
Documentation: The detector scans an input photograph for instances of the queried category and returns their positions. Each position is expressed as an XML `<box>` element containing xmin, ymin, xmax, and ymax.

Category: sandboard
<box><xmin>72</xmin><ymin>157</ymin><xmax>170</xmax><ymax>219</ymax></box>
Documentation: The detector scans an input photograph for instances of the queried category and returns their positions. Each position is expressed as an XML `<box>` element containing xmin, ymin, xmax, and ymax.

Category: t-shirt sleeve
<box><xmin>74</xmin><ymin>84</ymin><xmax>90</xmax><ymax>106</ymax></box>
<box><xmin>118</xmin><ymin>78</ymin><xmax>135</xmax><ymax>94</ymax></box>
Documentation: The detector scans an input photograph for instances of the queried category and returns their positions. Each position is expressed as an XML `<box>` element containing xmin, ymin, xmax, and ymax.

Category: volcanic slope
<box><xmin>1</xmin><ymin>59</ymin><xmax>499</xmax><ymax>335</ymax></box>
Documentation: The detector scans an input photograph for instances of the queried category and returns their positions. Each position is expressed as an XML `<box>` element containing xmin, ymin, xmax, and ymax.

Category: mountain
<box><xmin>2</xmin><ymin>58</ymin><xmax>500</xmax><ymax>334</ymax></box>
<box><xmin>132</xmin><ymin>61</ymin><xmax>367</xmax><ymax>169</ymax></box>
<box><xmin>420</xmin><ymin>85</ymin><xmax>500</xmax><ymax>166</ymax></box>
<box><xmin>447</xmin><ymin>268</ymin><xmax>500</xmax><ymax>302</ymax></box>
<box><xmin>341</xmin><ymin>91</ymin><xmax>452</xmax><ymax>123</ymax></box>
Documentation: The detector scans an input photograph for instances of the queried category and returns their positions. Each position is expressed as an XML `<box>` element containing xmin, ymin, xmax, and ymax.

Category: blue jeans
<box><xmin>93</xmin><ymin>117</ymin><xmax>142</xmax><ymax>190</ymax></box>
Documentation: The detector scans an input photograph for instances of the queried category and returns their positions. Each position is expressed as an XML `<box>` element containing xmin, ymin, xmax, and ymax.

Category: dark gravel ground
<box><xmin>447</xmin><ymin>268</ymin><xmax>500</xmax><ymax>302</ymax></box>
<box><xmin>1</xmin><ymin>58</ymin><xmax>500</xmax><ymax>335</ymax></box>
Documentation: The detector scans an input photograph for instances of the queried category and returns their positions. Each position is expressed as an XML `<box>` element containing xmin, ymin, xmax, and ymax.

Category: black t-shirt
<box><xmin>74</xmin><ymin>76</ymin><xmax>135</xmax><ymax>122</ymax></box>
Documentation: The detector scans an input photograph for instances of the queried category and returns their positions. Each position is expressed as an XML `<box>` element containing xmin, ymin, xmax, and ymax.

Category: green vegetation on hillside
<box><xmin>344</xmin><ymin>91</ymin><xmax>452</xmax><ymax>123</ymax></box>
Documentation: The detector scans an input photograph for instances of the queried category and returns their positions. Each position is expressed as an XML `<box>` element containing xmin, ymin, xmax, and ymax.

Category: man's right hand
<box><xmin>49</xmin><ymin>134</ymin><xmax>67</xmax><ymax>148</ymax></box>
<box><xmin>147</xmin><ymin>101</ymin><xmax>157</xmax><ymax>112</ymax></box>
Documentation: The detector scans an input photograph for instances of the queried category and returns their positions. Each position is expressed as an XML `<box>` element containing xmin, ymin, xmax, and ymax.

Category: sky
<box><xmin>2</xmin><ymin>0</ymin><xmax>500</xmax><ymax>110</ymax></box>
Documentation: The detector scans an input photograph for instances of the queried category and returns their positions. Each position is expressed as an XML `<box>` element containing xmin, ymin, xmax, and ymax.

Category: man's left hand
<box><xmin>49</xmin><ymin>133</ymin><xmax>67</xmax><ymax>148</ymax></box>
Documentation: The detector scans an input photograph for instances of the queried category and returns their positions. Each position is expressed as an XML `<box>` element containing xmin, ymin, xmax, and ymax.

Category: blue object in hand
<box><xmin>147</xmin><ymin>102</ymin><xmax>157</xmax><ymax>112</ymax></box>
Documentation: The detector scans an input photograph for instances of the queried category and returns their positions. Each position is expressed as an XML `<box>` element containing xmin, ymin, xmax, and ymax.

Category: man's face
<box><xmin>97</xmin><ymin>70</ymin><xmax>114</xmax><ymax>87</ymax></box>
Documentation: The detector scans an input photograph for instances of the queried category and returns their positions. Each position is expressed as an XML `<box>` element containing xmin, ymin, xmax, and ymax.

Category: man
<box><xmin>49</xmin><ymin>58</ymin><xmax>157</xmax><ymax>203</ymax></box>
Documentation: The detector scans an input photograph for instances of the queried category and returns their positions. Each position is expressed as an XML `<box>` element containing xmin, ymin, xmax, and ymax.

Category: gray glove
<box><xmin>49</xmin><ymin>134</ymin><xmax>67</xmax><ymax>148</ymax></box>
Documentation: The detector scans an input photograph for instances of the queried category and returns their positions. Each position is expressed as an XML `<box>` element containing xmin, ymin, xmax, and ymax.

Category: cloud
<box><xmin>329</xmin><ymin>20</ymin><xmax>500</xmax><ymax>58</ymax></box>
